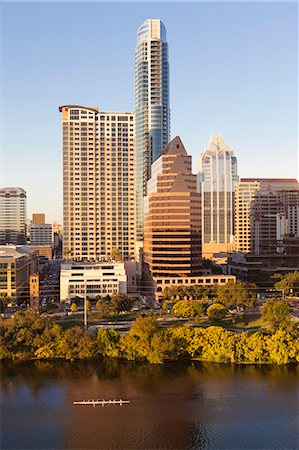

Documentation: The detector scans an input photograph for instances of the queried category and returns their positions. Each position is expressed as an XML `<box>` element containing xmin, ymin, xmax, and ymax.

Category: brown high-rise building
<box><xmin>32</xmin><ymin>214</ymin><xmax>45</xmax><ymax>225</ymax></box>
<box><xmin>144</xmin><ymin>136</ymin><xmax>202</xmax><ymax>281</ymax></box>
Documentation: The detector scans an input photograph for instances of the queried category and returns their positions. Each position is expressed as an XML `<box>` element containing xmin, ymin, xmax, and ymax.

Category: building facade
<box><xmin>60</xmin><ymin>105</ymin><xmax>136</xmax><ymax>261</ymax></box>
<box><xmin>60</xmin><ymin>261</ymin><xmax>128</xmax><ymax>302</ymax></box>
<box><xmin>235</xmin><ymin>178</ymin><xmax>299</xmax><ymax>254</ymax></box>
<box><xmin>135</xmin><ymin>18</ymin><xmax>170</xmax><ymax>241</ymax></box>
<box><xmin>0</xmin><ymin>245</ymin><xmax>37</xmax><ymax>301</ymax></box>
<box><xmin>32</xmin><ymin>214</ymin><xmax>45</xmax><ymax>225</ymax></box>
<box><xmin>29</xmin><ymin>223</ymin><xmax>53</xmax><ymax>246</ymax></box>
<box><xmin>197</xmin><ymin>133</ymin><xmax>238</xmax><ymax>255</ymax></box>
<box><xmin>143</xmin><ymin>136</ymin><xmax>202</xmax><ymax>283</ymax></box>
<box><xmin>0</xmin><ymin>187</ymin><xmax>27</xmax><ymax>245</ymax></box>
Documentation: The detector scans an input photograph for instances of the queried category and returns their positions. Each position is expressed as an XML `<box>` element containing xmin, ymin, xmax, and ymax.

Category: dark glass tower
<box><xmin>135</xmin><ymin>19</ymin><xmax>170</xmax><ymax>242</ymax></box>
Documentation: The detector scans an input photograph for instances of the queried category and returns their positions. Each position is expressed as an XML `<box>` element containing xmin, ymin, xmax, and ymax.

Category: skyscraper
<box><xmin>144</xmin><ymin>136</ymin><xmax>202</xmax><ymax>282</ymax></box>
<box><xmin>135</xmin><ymin>18</ymin><xmax>171</xmax><ymax>241</ymax></box>
<box><xmin>197</xmin><ymin>133</ymin><xmax>238</xmax><ymax>256</ymax></box>
<box><xmin>60</xmin><ymin>105</ymin><xmax>136</xmax><ymax>261</ymax></box>
<box><xmin>0</xmin><ymin>187</ymin><xmax>27</xmax><ymax>245</ymax></box>
<box><xmin>235</xmin><ymin>178</ymin><xmax>299</xmax><ymax>254</ymax></box>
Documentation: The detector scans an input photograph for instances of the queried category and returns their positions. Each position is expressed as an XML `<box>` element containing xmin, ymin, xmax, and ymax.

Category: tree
<box><xmin>96</xmin><ymin>300</ymin><xmax>111</xmax><ymax>319</ymax></box>
<box><xmin>261</xmin><ymin>299</ymin><xmax>291</xmax><ymax>330</ymax></box>
<box><xmin>216</xmin><ymin>281</ymin><xmax>256</xmax><ymax>308</ymax></box>
<box><xmin>70</xmin><ymin>303</ymin><xmax>78</xmax><ymax>313</ymax></box>
<box><xmin>0</xmin><ymin>293</ymin><xmax>10</xmax><ymax>312</ymax></box>
<box><xmin>110</xmin><ymin>294</ymin><xmax>134</xmax><ymax>313</ymax></box>
<box><xmin>96</xmin><ymin>329</ymin><xmax>120</xmax><ymax>358</ymax></box>
<box><xmin>207</xmin><ymin>303</ymin><xmax>227</xmax><ymax>321</ymax></box>
<box><xmin>274</xmin><ymin>272</ymin><xmax>299</xmax><ymax>296</ymax></box>
<box><xmin>85</xmin><ymin>300</ymin><xmax>91</xmax><ymax>311</ymax></box>
<box><xmin>173</xmin><ymin>300</ymin><xmax>207</xmax><ymax>319</ymax></box>
<box><xmin>111</xmin><ymin>247</ymin><xmax>122</xmax><ymax>262</ymax></box>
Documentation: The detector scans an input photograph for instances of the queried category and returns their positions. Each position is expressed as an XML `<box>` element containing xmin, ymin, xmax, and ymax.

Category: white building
<box><xmin>60</xmin><ymin>261</ymin><xmax>128</xmax><ymax>303</ymax></box>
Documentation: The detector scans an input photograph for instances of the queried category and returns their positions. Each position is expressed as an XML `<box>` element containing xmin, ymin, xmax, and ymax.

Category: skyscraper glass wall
<box><xmin>197</xmin><ymin>133</ymin><xmax>238</xmax><ymax>245</ymax></box>
<box><xmin>135</xmin><ymin>18</ymin><xmax>170</xmax><ymax>241</ymax></box>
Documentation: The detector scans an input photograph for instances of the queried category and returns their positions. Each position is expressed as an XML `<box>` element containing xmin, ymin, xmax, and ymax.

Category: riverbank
<box><xmin>1</xmin><ymin>311</ymin><xmax>298</xmax><ymax>365</ymax></box>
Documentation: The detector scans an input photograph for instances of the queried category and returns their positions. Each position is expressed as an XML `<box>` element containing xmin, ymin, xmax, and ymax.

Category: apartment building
<box><xmin>60</xmin><ymin>105</ymin><xmax>136</xmax><ymax>261</ymax></box>
<box><xmin>135</xmin><ymin>19</ymin><xmax>171</xmax><ymax>241</ymax></box>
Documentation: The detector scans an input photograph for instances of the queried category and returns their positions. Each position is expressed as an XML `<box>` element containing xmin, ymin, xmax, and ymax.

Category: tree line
<box><xmin>1</xmin><ymin>310</ymin><xmax>298</xmax><ymax>365</ymax></box>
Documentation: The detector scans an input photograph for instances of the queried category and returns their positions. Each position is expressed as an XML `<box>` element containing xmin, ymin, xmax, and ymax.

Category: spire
<box><xmin>162</xmin><ymin>136</ymin><xmax>187</xmax><ymax>156</ymax></box>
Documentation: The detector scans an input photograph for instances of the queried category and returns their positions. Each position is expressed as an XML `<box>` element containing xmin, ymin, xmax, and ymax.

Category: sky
<box><xmin>1</xmin><ymin>1</ymin><xmax>298</xmax><ymax>222</ymax></box>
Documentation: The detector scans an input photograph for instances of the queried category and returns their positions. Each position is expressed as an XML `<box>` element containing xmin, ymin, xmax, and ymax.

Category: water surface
<box><xmin>1</xmin><ymin>360</ymin><xmax>298</xmax><ymax>449</ymax></box>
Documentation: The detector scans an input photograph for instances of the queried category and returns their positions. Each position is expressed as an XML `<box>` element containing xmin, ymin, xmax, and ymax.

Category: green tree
<box><xmin>96</xmin><ymin>300</ymin><xmax>111</xmax><ymax>319</ymax></box>
<box><xmin>173</xmin><ymin>300</ymin><xmax>207</xmax><ymax>319</ymax></box>
<box><xmin>110</xmin><ymin>294</ymin><xmax>134</xmax><ymax>313</ymax></box>
<box><xmin>119</xmin><ymin>316</ymin><xmax>158</xmax><ymax>360</ymax></box>
<box><xmin>261</xmin><ymin>299</ymin><xmax>291</xmax><ymax>330</ymax></box>
<box><xmin>274</xmin><ymin>272</ymin><xmax>299</xmax><ymax>296</ymax></box>
<box><xmin>85</xmin><ymin>300</ymin><xmax>91</xmax><ymax>311</ymax></box>
<box><xmin>111</xmin><ymin>247</ymin><xmax>122</xmax><ymax>262</ymax></box>
<box><xmin>216</xmin><ymin>281</ymin><xmax>256</xmax><ymax>308</ymax></box>
<box><xmin>70</xmin><ymin>303</ymin><xmax>78</xmax><ymax>313</ymax></box>
<box><xmin>0</xmin><ymin>293</ymin><xmax>10</xmax><ymax>312</ymax></box>
<box><xmin>96</xmin><ymin>329</ymin><xmax>120</xmax><ymax>358</ymax></box>
<box><xmin>207</xmin><ymin>303</ymin><xmax>227</xmax><ymax>321</ymax></box>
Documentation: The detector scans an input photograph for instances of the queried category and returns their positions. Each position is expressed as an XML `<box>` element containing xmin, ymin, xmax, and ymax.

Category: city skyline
<box><xmin>1</xmin><ymin>2</ymin><xmax>298</xmax><ymax>222</ymax></box>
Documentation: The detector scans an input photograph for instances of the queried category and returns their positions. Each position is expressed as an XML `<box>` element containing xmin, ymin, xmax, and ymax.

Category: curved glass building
<box><xmin>135</xmin><ymin>19</ymin><xmax>170</xmax><ymax>241</ymax></box>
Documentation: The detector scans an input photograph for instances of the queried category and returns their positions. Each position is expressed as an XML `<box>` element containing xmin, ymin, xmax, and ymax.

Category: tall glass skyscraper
<box><xmin>135</xmin><ymin>19</ymin><xmax>170</xmax><ymax>241</ymax></box>
<box><xmin>197</xmin><ymin>133</ymin><xmax>238</xmax><ymax>247</ymax></box>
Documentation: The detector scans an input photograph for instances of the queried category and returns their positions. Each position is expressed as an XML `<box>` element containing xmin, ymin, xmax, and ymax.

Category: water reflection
<box><xmin>1</xmin><ymin>360</ymin><xmax>298</xmax><ymax>449</ymax></box>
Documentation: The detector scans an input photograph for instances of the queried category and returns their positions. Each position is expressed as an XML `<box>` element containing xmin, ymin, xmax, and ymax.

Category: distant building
<box><xmin>29</xmin><ymin>273</ymin><xmax>39</xmax><ymax>310</ymax></box>
<box><xmin>29</xmin><ymin>245</ymin><xmax>53</xmax><ymax>260</ymax></box>
<box><xmin>0</xmin><ymin>245</ymin><xmax>37</xmax><ymax>301</ymax></box>
<box><xmin>29</xmin><ymin>223</ymin><xmax>53</xmax><ymax>246</ymax></box>
<box><xmin>143</xmin><ymin>136</ymin><xmax>202</xmax><ymax>293</ymax></box>
<box><xmin>235</xmin><ymin>178</ymin><xmax>299</xmax><ymax>254</ymax></box>
<box><xmin>60</xmin><ymin>260</ymin><xmax>131</xmax><ymax>303</ymax></box>
<box><xmin>135</xmin><ymin>19</ymin><xmax>171</xmax><ymax>241</ymax></box>
<box><xmin>197</xmin><ymin>133</ymin><xmax>238</xmax><ymax>257</ymax></box>
<box><xmin>32</xmin><ymin>214</ymin><xmax>45</xmax><ymax>225</ymax></box>
<box><xmin>0</xmin><ymin>187</ymin><xmax>27</xmax><ymax>245</ymax></box>
<box><xmin>60</xmin><ymin>105</ymin><xmax>136</xmax><ymax>261</ymax></box>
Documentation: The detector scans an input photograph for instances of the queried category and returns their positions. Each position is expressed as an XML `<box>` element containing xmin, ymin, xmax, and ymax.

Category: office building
<box><xmin>0</xmin><ymin>187</ymin><xmax>27</xmax><ymax>245</ymax></box>
<box><xmin>29</xmin><ymin>222</ymin><xmax>53</xmax><ymax>246</ymax></box>
<box><xmin>60</xmin><ymin>261</ymin><xmax>128</xmax><ymax>302</ymax></box>
<box><xmin>143</xmin><ymin>136</ymin><xmax>202</xmax><ymax>284</ymax></box>
<box><xmin>60</xmin><ymin>105</ymin><xmax>136</xmax><ymax>261</ymax></box>
<box><xmin>135</xmin><ymin>18</ymin><xmax>170</xmax><ymax>241</ymax></box>
<box><xmin>0</xmin><ymin>245</ymin><xmax>37</xmax><ymax>301</ymax></box>
<box><xmin>197</xmin><ymin>133</ymin><xmax>238</xmax><ymax>257</ymax></box>
<box><xmin>235</xmin><ymin>178</ymin><xmax>299</xmax><ymax>254</ymax></box>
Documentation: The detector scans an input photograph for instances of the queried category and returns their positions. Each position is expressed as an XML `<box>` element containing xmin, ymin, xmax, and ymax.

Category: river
<box><xmin>1</xmin><ymin>360</ymin><xmax>298</xmax><ymax>449</ymax></box>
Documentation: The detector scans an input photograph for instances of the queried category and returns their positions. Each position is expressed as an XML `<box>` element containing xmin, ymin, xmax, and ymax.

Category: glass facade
<box><xmin>135</xmin><ymin>19</ymin><xmax>170</xmax><ymax>241</ymax></box>
<box><xmin>197</xmin><ymin>134</ymin><xmax>238</xmax><ymax>244</ymax></box>
<box><xmin>0</xmin><ymin>188</ymin><xmax>27</xmax><ymax>245</ymax></box>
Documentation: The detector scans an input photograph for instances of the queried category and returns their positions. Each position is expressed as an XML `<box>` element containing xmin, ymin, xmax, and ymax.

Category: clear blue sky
<box><xmin>1</xmin><ymin>1</ymin><xmax>298</xmax><ymax>222</ymax></box>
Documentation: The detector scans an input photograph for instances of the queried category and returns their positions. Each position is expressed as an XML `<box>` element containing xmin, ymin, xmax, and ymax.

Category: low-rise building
<box><xmin>155</xmin><ymin>275</ymin><xmax>236</xmax><ymax>299</ymax></box>
<box><xmin>60</xmin><ymin>261</ymin><xmax>129</xmax><ymax>303</ymax></box>
<box><xmin>0</xmin><ymin>245</ymin><xmax>38</xmax><ymax>301</ymax></box>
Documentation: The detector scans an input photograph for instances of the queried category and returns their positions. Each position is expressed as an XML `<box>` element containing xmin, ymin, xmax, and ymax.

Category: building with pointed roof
<box><xmin>197</xmin><ymin>133</ymin><xmax>238</xmax><ymax>258</ymax></box>
<box><xmin>143</xmin><ymin>136</ymin><xmax>202</xmax><ymax>286</ymax></box>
